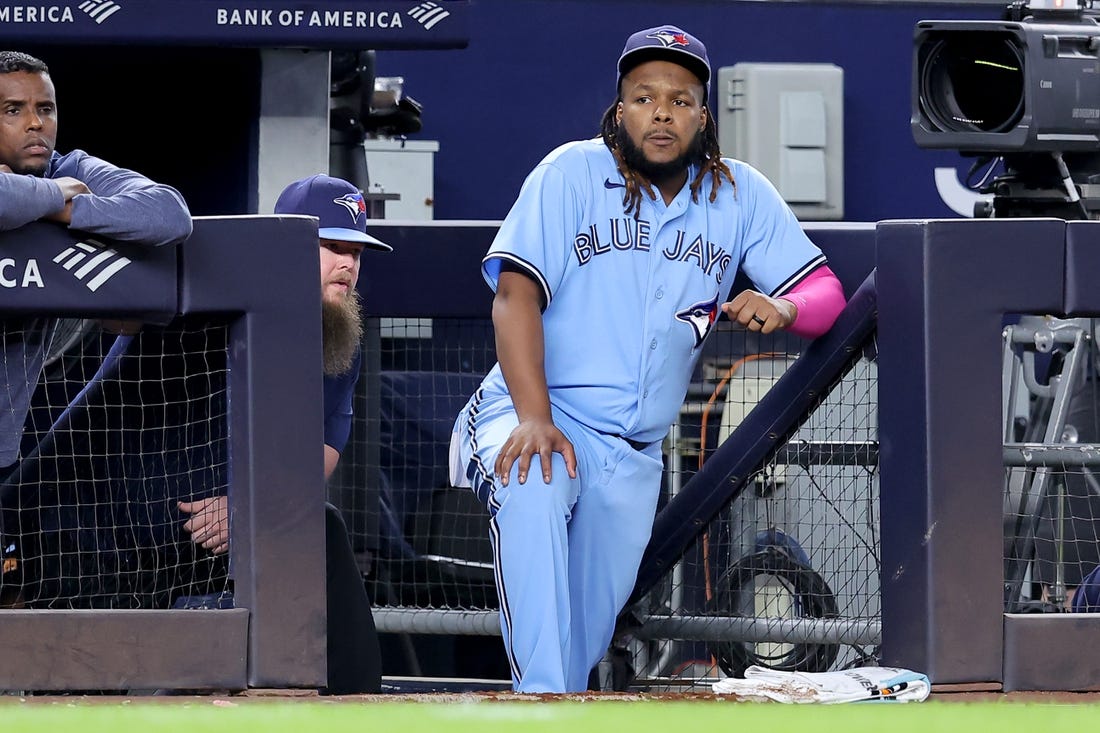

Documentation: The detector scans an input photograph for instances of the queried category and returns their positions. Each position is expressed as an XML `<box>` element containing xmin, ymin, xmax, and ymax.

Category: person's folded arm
<box><xmin>0</xmin><ymin>172</ymin><xmax>65</xmax><ymax>230</ymax></box>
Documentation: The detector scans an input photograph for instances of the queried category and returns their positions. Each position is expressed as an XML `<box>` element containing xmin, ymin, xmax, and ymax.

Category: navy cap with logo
<box><xmin>274</xmin><ymin>174</ymin><xmax>392</xmax><ymax>252</ymax></box>
<box><xmin>617</xmin><ymin>24</ymin><xmax>711</xmax><ymax>101</ymax></box>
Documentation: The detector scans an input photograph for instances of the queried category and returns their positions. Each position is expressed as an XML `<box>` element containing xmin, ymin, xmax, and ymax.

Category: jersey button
<box><xmin>655</xmin><ymin>289</ymin><xmax>664</xmax><ymax>299</ymax></box>
<box><xmin>649</xmin><ymin>339</ymin><xmax>657</xmax><ymax>350</ymax></box>
<box><xmin>643</xmin><ymin>389</ymin><xmax>649</xmax><ymax>398</ymax></box>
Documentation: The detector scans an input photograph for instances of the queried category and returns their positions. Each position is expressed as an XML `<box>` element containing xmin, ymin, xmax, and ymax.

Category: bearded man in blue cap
<box><xmin>179</xmin><ymin>174</ymin><xmax>391</xmax><ymax>694</ymax></box>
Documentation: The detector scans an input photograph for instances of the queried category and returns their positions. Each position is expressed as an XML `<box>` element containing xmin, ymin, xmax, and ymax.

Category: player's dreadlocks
<box><xmin>599</xmin><ymin>100</ymin><xmax>736</xmax><ymax>219</ymax></box>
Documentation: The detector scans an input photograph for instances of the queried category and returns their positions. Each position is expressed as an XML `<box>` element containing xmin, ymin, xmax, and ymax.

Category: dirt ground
<box><xmin>5</xmin><ymin>684</ymin><xmax>1100</xmax><ymax>705</ymax></box>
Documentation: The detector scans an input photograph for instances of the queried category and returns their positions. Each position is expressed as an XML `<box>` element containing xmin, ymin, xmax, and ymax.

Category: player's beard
<box><xmin>615</xmin><ymin>123</ymin><xmax>706</xmax><ymax>185</ymax></box>
<box><xmin>321</xmin><ymin>288</ymin><xmax>363</xmax><ymax>376</ymax></box>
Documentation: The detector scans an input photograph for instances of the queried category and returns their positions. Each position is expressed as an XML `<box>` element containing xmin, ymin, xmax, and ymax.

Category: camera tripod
<box><xmin>1002</xmin><ymin>316</ymin><xmax>1100</xmax><ymax>612</ymax></box>
<box><xmin>973</xmin><ymin>152</ymin><xmax>1100</xmax><ymax>221</ymax></box>
<box><xmin>979</xmin><ymin>152</ymin><xmax>1100</xmax><ymax>611</ymax></box>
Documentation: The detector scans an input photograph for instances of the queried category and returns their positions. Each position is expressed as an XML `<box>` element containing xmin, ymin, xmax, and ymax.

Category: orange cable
<box><xmin>698</xmin><ymin>352</ymin><xmax>783</xmax><ymax>602</ymax></box>
<box><xmin>695</xmin><ymin>351</ymin><xmax>783</xmax><ymax>674</ymax></box>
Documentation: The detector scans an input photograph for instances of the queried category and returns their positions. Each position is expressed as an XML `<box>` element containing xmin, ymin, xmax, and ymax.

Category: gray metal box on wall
<box><xmin>717</xmin><ymin>63</ymin><xmax>844</xmax><ymax>220</ymax></box>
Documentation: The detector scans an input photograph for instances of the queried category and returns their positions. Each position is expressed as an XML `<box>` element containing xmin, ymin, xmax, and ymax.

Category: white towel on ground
<box><xmin>711</xmin><ymin>665</ymin><xmax>931</xmax><ymax>704</ymax></box>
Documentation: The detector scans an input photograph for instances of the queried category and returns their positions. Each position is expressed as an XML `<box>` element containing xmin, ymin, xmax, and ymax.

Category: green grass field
<box><xmin>1</xmin><ymin>699</ymin><xmax>1098</xmax><ymax>733</ymax></box>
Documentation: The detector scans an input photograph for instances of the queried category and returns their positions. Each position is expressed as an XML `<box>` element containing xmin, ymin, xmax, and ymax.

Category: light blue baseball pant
<box><xmin>451</xmin><ymin>393</ymin><xmax>664</xmax><ymax>692</ymax></box>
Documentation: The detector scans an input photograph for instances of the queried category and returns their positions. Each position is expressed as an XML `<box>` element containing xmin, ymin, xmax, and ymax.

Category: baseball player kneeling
<box><xmin>450</xmin><ymin>23</ymin><xmax>847</xmax><ymax>693</ymax></box>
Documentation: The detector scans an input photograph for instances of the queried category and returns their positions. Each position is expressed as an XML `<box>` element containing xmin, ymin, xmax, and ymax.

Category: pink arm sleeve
<box><xmin>777</xmin><ymin>266</ymin><xmax>846</xmax><ymax>340</ymax></box>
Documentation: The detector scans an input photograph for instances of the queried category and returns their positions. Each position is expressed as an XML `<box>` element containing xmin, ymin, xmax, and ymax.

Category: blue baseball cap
<box><xmin>274</xmin><ymin>174</ymin><xmax>392</xmax><ymax>252</ymax></box>
<box><xmin>617</xmin><ymin>24</ymin><xmax>711</xmax><ymax>101</ymax></box>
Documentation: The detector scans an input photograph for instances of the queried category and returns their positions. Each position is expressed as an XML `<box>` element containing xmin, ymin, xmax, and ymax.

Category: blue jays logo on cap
<box><xmin>617</xmin><ymin>24</ymin><xmax>712</xmax><ymax>99</ymax></box>
<box><xmin>646</xmin><ymin>29</ymin><xmax>692</xmax><ymax>49</ymax></box>
<box><xmin>333</xmin><ymin>192</ymin><xmax>368</xmax><ymax>223</ymax></box>
<box><xmin>274</xmin><ymin>174</ymin><xmax>392</xmax><ymax>252</ymax></box>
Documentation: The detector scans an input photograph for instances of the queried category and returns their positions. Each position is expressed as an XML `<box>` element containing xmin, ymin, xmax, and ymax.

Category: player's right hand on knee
<box><xmin>496</xmin><ymin>420</ymin><xmax>577</xmax><ymax>486</ymax></box>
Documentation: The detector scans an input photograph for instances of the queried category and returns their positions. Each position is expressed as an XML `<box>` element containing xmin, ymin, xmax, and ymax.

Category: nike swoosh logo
<box><xmin>604</xmin><ymin>178</ymin><xmax>626</xmax><ymax>189</ymax></box>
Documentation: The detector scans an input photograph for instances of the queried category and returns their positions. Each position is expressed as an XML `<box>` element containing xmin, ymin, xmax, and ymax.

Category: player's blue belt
<box><xmin>597</xmin><ymin>429</ymin><xmax>655</xmax><ymax>452</ymax></box>
<box><xmin>617</xmin><ymin>435</ymin><xmax>653</xmax><ymax>452</ymax></box>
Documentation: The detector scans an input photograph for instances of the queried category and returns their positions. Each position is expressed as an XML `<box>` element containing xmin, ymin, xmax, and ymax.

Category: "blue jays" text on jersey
<box><xmin>572</xmin><ymin>218</ymin><xmax>734</xmax><ymax>283</ymax></box>
<box><xmin>478</xmin><ymin>137</ymin><xmax>826</xmax><ymax>445</ymax></box>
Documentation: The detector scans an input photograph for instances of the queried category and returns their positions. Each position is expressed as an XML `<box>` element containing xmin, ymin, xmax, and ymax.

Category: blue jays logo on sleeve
<box><xmin>675</xmin><ymin>291</ymin><xmax>720</xmax><ymax>347</ymax></box>
<box><xmin>333</xmin><ymin>192</ymin><xmax>367</xmax><ymax>224</ymax></box>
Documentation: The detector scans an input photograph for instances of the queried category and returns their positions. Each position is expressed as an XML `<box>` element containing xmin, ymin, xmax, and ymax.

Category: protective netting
<box><xmin>354</xmin><ymin>316</ymin><xmax>880</xmax><ymax>690</ymax></box>
<box><xmin>0</xmin><ymin>317</ymin><xmax>231</xmax><ymax>610</ymax></box>
<box><xmin>627</xmin><ymin>334</ymin><xmax>878</xmax><ymax>690</ymax></box>
<box><xmin>331</xmin><ymin>318</ymin><xmax>498</xmax><ymax>612</ymax></box>
<box><xmin>1003</xmin><ymin>316</ymin><xmax>1100</xmax><ymax>613</ymax></box>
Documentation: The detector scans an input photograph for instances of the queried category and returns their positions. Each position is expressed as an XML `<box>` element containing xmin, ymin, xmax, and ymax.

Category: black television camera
<box><xmin>912</xmin><ymin>0</ymin><xmax>1100</xmax><ymax>218</ymax></box>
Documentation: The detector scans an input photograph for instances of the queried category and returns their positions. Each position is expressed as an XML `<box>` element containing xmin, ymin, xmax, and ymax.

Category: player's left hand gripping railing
<box><xmin>0</xmin><ymin>217</ymin><xmax>326</xmax><ymax>692</ymax></box>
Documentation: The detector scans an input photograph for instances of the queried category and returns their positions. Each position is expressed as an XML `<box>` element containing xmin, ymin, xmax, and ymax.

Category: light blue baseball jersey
<box><xmin>453</xmin><ymin>137</ymin><xmax>829</xmax><ymax>692</ymax></box>
<box><xmin>478</xmin><ymin>138</ymin><xmax>826</xmax><ymax>444</ymax></box>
